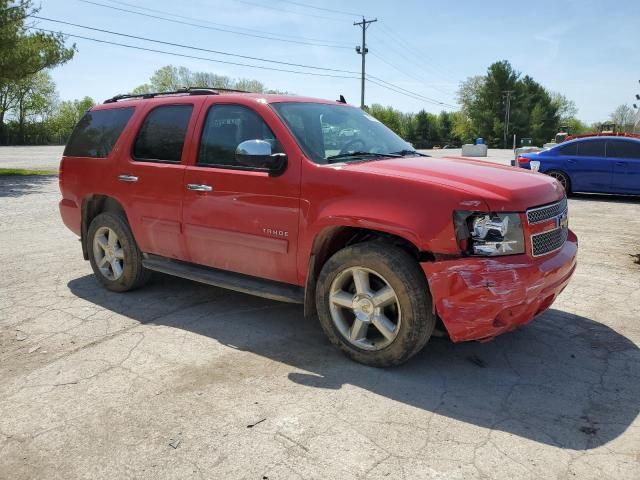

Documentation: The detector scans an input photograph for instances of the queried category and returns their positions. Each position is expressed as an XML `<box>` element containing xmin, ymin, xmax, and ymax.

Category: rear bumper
<box><xmin>422</xmin><ymin>230</ymin><xmax>578</xmax><ymax>342</ymax></box>
<box><xmin>59</xmin><ymin>198</ymin><xmax>81</xmax><ymax>236</ymax></box>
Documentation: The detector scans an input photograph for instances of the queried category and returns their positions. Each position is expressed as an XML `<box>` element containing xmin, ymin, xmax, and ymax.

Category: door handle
<box><xmin>567</xmin><ymin>159</ymin><xmax>576</xmax><ymax>164</ymax></box>
<box><xmin>615</xmin><ymin>161</ymin><xmax>626</xmax><ymax>166</ymax></box>
<box><xmin>118</xmin><ymin>174</ymin><xmax>138</xmax><ymax>183</ymax></box>
<box><xmin>187</xmin><ymin>183</ymin><xmax>213</xmax><ymax>192</ymax></box>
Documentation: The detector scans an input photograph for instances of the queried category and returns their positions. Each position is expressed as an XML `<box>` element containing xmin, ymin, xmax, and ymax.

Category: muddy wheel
<box><xmin>87</xmin><ymin>212</ymin><xmax>149</xmax><ymax>292</ymax></box>
<box><xmin>315</xmin><ymin>241</ymin><xmax>435</xmax><ymax>367</ymax></box>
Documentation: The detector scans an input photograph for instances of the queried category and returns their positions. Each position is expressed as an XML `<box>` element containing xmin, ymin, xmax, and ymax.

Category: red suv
<box><xmin>59</xmin><ymin>89</ymin><xmax>577</xmax><ymax>366</ymax></box>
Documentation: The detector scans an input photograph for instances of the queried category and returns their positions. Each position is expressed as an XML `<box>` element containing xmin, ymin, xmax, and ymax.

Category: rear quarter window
<box><xmin>558</xmin><ymin>143</ymin><xmax>577</xmax><ymax>155</ymax></box>
<box><xmin>64</xmin><ymin>107</ymin><xmax>135</xmax><ymax>158</ymax></box>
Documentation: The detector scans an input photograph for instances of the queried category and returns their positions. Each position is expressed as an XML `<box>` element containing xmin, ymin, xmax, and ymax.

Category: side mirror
<box><xmin>235</xmin><ymin>139</ymin><xmax>288</xmax><ymax>176</ymax></box>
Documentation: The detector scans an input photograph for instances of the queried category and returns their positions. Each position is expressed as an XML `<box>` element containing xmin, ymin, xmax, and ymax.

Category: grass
<box><xmin>0</xmin><ymin>168</ymin><xmax>57</xmax><ymax>176</ymax></box>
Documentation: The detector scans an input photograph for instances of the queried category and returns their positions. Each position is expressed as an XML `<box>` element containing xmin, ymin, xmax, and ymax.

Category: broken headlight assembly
<box><xmin>453</xmin><ymin>211</ymin><xmax>525</xmax><ymax>256</ymax></box>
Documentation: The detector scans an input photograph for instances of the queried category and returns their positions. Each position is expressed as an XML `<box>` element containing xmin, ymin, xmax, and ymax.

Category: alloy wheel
<box><xmin>548</xmin><ymin>171</ymin><xmax>568</xmax><ymax>191</ymax></box>
<box><xmin>93</xmin><ymin>226</ymin><xmax>125</xmax><ymax>281</ymax></box>
<box><xmin>328</xmin><ymin>266</ymin><xmax>401</xmax><ymax>351</ymax></box>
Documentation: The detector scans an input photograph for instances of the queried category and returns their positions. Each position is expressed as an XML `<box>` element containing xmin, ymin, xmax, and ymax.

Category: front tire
<box><xmin>315</xmin><ymin>241</ymin><xmax>435</xmax><ymax>367</ymax></box>
<box><xmin>87</xmin><ymin>212</ymin><xmax>149</xmax><ymax>292</ymax></box>
<box><xmin>546</xmin><ymin>170</ymin><xmax>571</xmax><ymax>194</ymax></box>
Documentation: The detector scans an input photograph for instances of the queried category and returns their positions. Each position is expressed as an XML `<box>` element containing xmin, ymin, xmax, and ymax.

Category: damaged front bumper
<box><xmin>422</xmin><ymin>230</ymin><xmax>578</xmax><ymax>342</ymax></box>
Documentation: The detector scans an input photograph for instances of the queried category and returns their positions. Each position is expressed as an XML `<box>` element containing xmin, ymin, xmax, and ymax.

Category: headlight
<box><xmin>454</xmin><ymin>211</ymin><xmax>525</xmax><ymax>256</ymax></box>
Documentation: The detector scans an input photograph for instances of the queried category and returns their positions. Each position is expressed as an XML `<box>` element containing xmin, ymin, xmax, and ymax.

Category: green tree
<box><xmin>48</xmin><ymin>96</ymin><xmax>95</xmax><ymax>140</ymax></box>
<box><xmin>368</xmin><ymin>104</ymin><xmax>403</xmax><ymax>135</ymax></box>
<box><xmin>451</xmin><ymin>111</ymin><xmax>476</xmax><ymax>144</ymax></box>
<box><xmin>550</xmin><ymin>92</ymin><xmax>578</xmax><ymax>122</ymax></box>
<box><xmin>0</xmin><ymin>1</ymin><xmax>75</xmax><ymax>82</ymax></box>
<box><xmin>564</xmin><ymin>117</ymin><xmax>590</xmax><ymax>135</ymax></box>
<box><xmin>5</xmin><ymin>71</ymin><xmax>57</xmax><ymax>143</ymax></box>
<box><xmin>458</xmin><ymin>60</ymin><xmax>563</xmax><ymax>147</ymax></box>
<box><xmin>412</xmin><ymin>110</ymin><xmax>439</xmax><ymax>148</ymax></box>
<box><xmin>610</xmin><ymin>104</ymin><xmax>635</xmax><ymax>132</ymax></box>
<box><xmin>0</xmin><ymin>1</ymin><xmax>74</xmax><ymax>141</ymax></box>
<box><xmin>131</xmin><ymin>65</ymin><xmax>283</xmax><ymax>94</ymax></box>
<box><xmin>437</xmin><ymin>111</ymin><xmax>453</xmax><ymax>145</ymax></box>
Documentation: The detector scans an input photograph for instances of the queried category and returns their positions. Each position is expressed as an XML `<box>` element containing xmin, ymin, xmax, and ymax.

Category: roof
<box><xmin>564</xmin><ymin>132</ymin><xmax>640</xmax><ymax>142</ymax></box>
<box><xmin>93</xmin><ymin>88</ymin><xmax>347</xmax><ymax>110</ymax></box>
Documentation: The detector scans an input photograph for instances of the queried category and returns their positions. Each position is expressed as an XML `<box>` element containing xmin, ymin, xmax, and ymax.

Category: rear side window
<box><xmin>577</xmin><ymin>140</ymin><xmax>605</xmax><ymax>157</ymax></box>
<box><xmin>558</xmin><ymin>143</ymin><xmax>577</xmax><ymax>156</ymax></box>
<box><xmin>133</xmin><ymin>105</ymin><xmax>193</xmax><ymax>163</ymax></box>
<box><xmin>607</xmin><ymin>140</ymin><xmax>640</xmax><ymax>159</ymax></box>
<box><xmin>198</xmin><ymin>104</ymin><xmax>278</xmax><ymax>167</ymax></box>
<box><xmin>64</xmin><ymin>108</ymin><xmax>134</xmax><ymax>158</ymax></box>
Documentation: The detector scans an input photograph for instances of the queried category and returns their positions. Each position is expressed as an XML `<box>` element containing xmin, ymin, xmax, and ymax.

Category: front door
<box><xmin>182</xmin><ymin>103</ymin><xmax>301</xmax><ymax>285</ymax></box>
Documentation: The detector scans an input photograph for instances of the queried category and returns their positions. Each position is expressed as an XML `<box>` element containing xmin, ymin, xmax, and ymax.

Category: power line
<box><xmin>32</xmin><ymin>16</ymin><xmax>360</xmax><ymax>74</ymax></box>
<box><xmin>78</xmin><ymin>0</ymin><xmax>351</xmax><ymax>48</ymax></box>
<box><xmin>366</xmin><ymin>77</ymin><xmax>455</xmax><ymax>109</ymax></box>
<box><xmin>377</xmin><ymin>22</ymin><xmax>458</xmax><ymax>83</ymax></box>
<box><xmin>367</xmin><ymin>75</ymin><xmax>457</xmax><ymax>108</ymax></box>
<box><xmin>369</xmin><ymin>50</ymin><xmax>456</xmax><ymax>99</ymax></box>
<box><xmin>231</xmin><ymin>0</ymin><xmax>344</xmax><ymax>22</ymax></box>
<box><xmin>369</xmin><ymin>36</ymin><xmax>458</xmax><ymax>95</ymax></box>
<box><xmin>35</xmin><ymin>26</ymin><xmax>455</xmax><ymax>109</ymax></box>
<box><xmin>31</xmin><ymin>20</ymin><xmax>455</xmax><ymax>108</ymax></box>
<box><xmin>272</xmin><ymin>0</ymin><xmax>362</xmax><ymax>17</ymax></box>
<box><xmin>106</xmin><ymin>0</ymin><xmax>349</xmax><ymax>46</ymax></box>
<box><xmin>31</xmin><ymin>28</ymin><xmax>361</xmax><ymax>80</ymax></box>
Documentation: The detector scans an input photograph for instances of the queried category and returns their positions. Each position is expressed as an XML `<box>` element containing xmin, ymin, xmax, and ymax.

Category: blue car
<box><xmin>517</xmin><ymin>136</ymin><xmax>640</xmax><ymax>195</ymax></box>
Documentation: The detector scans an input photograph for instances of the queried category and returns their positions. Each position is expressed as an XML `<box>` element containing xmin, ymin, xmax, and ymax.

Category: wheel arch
<box><xmin>303</xmin><ymin>225</ymin><xmax>434</xmax><ymax>319</ymax></box>
<box><xmin>543</xmin><ymin>168</ymin><xmax>572</xmax><ymax>193</ymax></box>
<box><xmin>81</xmin><ymin>195</ymin><xmax>129</xmax><ymax>260</ymax></box>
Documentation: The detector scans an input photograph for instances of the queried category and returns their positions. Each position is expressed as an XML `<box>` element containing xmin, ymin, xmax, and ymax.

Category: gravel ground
<box><xmin>1</xmin><ymin>153</ymin><xmax>639</xmax><ymax>479</ymax></box>
<box><xmin>0</xmin><ymin>146</ymin><xmax>64</xmax><ymax>171</ymax></box>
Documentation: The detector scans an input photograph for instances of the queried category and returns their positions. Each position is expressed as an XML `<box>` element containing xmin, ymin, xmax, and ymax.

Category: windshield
<box><xmin>271</xmin><ymin>102</ymin><xmax>414</xmax><ymax>164</ymax></box>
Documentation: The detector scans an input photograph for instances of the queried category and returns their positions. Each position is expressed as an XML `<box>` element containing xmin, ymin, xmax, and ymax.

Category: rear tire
<box><xmin>315</xmin><ymin>241</ymin><xmax>435</xmax><ymax>367</ymax></box>
<box><xmin>87</xmin><ymin>212</ymin><xmax>149</xmax><ymax>292</ymax></box>
<box><xmin>546</xmin><ymin>170</ymin><xmax>571</xmax><ymax>194</ymax></box>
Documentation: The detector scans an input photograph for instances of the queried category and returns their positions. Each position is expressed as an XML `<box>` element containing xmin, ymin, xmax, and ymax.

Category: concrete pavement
<box><xmin>1</xmin><ymin>153</ymin><xmax>639</xmax><ymax>479</ymax></box>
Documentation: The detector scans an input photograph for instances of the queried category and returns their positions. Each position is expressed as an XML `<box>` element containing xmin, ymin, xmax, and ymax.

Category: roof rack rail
<box><xmin>103</xmin><ymin>87</ymin><xmax>250</xmax><ymax>104</ymax></box>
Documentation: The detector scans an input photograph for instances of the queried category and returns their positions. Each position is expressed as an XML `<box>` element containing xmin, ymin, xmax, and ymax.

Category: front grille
<box><xmin>531</xmin><ymin>227</ymin><xmax>568</xmax><ymax>256</ymax></box>
<box><xmin>527</xmin><ymin>197</ymin><xmax>567</xmax><ymax>224</ymax></box>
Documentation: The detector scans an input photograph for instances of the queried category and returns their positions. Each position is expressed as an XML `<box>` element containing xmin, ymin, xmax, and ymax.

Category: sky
<box><xmin>36</xmin><ymin>0</ymin><xmax>640</xmax><ymax>124</ymax></box>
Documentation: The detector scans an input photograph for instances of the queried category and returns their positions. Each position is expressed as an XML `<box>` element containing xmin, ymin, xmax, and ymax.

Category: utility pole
<box><xmin>502</xmin><ymin>90</ymin><xmax>513</xmax><ymax>149</ymax></box>
<box><xmin>354</xmin><ymin>17</ymin><xmax>377</xmax><ymax>109</ymax></box>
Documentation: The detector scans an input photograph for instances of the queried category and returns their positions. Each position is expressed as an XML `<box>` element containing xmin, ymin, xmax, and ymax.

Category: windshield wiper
<box><xmin>326</xmin><ymin>151</ymin><xmax>402</xmax><ymax>163</ymax></box>
<box><xmin>387</xmin><ymin>149</ymin><xmax>428</xmax><ymax>157</ymax></box>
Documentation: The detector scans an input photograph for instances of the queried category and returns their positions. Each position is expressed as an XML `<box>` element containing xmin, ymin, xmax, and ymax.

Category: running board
<box><xmin>142</xmin><ymin>255</ymin><xmax>304</xmax><ymax>304</ymax></box>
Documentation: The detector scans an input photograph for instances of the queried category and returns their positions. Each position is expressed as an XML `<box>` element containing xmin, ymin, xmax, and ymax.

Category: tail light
<box><xmin>517</xmin><ymin>156</ymin><xmax>530</xmax><ymax>165</ymax></box>
<box><xmin>58</xmin><ymin>157</ymin><xmax>64</xmax><ymax>193</ymax></box>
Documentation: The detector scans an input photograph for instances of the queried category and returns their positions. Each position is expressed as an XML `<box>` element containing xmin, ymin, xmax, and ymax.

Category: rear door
<box><xmin>181</xmin><ymin>101</ymin><xmax>301</xmax><ymax>285</ymax></box>
<box><xmin>607</xmin><ymin>139</ymin><xmax>640</xmax><ymax>194</ymax></box>
<box><xmin>116</xmin><ymin>101</ymin><xmax>200</xmax><ymax>259</ymax></box>
<box><xmin>571</xmin><ymin>139</ymin><xmax>611</xmax><ymax>192</ymax></box>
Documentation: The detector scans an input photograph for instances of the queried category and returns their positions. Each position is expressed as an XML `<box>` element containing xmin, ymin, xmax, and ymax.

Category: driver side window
<box><xmin>198</xmin><ymin>104</ymin><xmax>279</xmax><ymax>167</ymax></box>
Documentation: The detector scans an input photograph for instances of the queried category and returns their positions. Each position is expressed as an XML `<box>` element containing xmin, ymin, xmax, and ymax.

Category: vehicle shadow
<box><xmin>68</xmin><ymin>273</ymin><xmax>639</xmax><ymax>451</ymax></box>
<box><xmin>0</xmin><ymin>175</ymin><xmax>57</xmax><ymax>198</ymax></box>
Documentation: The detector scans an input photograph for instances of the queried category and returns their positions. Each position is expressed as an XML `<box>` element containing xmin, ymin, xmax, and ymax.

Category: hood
<box><xmin>340</xmin><ymin>155</ymin><xmax>564</xmax><ymax>211</ymax></box>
